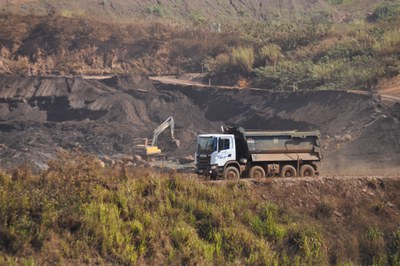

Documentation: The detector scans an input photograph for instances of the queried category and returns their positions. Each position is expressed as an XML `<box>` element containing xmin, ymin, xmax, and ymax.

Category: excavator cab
<box><xmin>133</xmin><ymin>116</ymin><xmax>179</xmax><ymax>156</ymax></box>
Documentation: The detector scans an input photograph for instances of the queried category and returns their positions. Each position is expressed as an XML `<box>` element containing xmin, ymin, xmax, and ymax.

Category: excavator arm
<box><xmin>151</xmin><ymin>116</ymin><xmax>179</xmax><ymax>147</ymax></box>
<box><xmin>133</xmin><ymin>116</ymin><xmax>180</xmax><ymax>156</ymax></box>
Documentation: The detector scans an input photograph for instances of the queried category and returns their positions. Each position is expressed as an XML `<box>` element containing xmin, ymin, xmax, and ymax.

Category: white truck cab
<box><xmin>195</xmin><ymin>134</ymin><xmax>239</xmax><ymax>178</ymax></box>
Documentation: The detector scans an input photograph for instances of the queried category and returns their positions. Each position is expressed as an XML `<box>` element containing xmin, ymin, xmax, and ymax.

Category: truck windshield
<box><xmin>197</xmin><ymin>137</ymin><xmax>217</xmax><ymax>154</ymax></box>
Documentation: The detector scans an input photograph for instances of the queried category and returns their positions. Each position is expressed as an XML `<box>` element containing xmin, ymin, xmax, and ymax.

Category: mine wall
<box><xmin>0</xmin><ymin>74</ymin><xmax>399</xmax><ymax>173</ymax></box>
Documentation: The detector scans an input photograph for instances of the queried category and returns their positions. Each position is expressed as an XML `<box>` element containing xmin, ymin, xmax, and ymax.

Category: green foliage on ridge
<box><xmin>200</xmin><ymin>11</ymin><xmax>400</xmax><ymax>90</ymax></box>
<box><xmin>1</xmin><ymin>3</ymin><xmax>399</xmax><ymax>91</ymax></box>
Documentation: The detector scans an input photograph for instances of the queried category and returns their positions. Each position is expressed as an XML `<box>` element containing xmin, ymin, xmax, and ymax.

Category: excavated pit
<box><xmin>1</xmin><ymin>73</ymin><xmax>399</xmax><ymax>174</ymax></box>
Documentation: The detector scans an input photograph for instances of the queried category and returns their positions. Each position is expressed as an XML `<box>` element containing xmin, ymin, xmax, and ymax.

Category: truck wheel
<box><xmin>249</xmin><ymin>166</ymin><xmax>266</xmax><ymax>179</ymax></box>
<box><xmin>300</xmin><ymin>164</ymin><xmax>315</xmax><ymax>177</ymax></box>
<box><xmin>281</xmin><ymin>165</ymin><xmax>297</xmax><ymax>177</ymax></box>
<box><xmin>223</xmin><ymin>166</ymin><xmax>240</xmax><ymax>180</ymax></box>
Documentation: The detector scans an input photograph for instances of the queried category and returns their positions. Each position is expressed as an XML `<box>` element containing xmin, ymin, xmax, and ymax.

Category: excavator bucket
<box><xmin>172</xmin><ymin>139</ymin><xmax>180</xmax><ymax>148</ymax></box>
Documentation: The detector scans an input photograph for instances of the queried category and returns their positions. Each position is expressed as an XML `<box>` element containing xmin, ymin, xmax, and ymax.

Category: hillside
<box><xmin>0</xmin><ymin>0</ymin><xmax>384</xmax><ymax>22</ymax></box>
<box><xmin>1</xmin><ymin>2</ymin><xmax>400</xmax><ymax>265</ymax></box>
<box><xmin>1</xmin><ymin>1</ymin><xmax>400</xmax><ymax>91</ymax></box>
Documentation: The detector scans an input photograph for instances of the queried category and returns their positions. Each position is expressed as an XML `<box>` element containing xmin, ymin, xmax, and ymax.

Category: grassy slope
<box><xmin>1</xmin><ymin>1</ymin><xmax>399</xmax><ymax>91</ymax></box>
<box><xmin>1</xmin><ymin>153</ymin><xmax>400</xmax><ymax>265</ymax></box>
<box><xmin>0</xmin><ymin>0</ymin><xmax>381</xmax><ymax>21</ymax></box>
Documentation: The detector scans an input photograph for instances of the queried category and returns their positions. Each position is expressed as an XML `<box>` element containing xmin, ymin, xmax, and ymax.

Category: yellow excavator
<box><xmin>133</xmin><ymin>116</ymin><xmax>180</xmax><ymax>156</ymax></box>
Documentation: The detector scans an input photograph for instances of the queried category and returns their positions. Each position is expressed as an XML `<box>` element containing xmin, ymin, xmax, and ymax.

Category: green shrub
<box><xmin>204</xmin><ymin>53</ymin><xmax>230</xmax><ymax>77</ymax></box>
<box><xmin>251</xmin><ymin>203</ymin><xmax>286</xmax><ymax>240</ymax></box>
<box><xmin>272</xmin><ymin>20</ymin><xmax>331</xmax><ymax>51</ymax></box>
<box><xmin>320</xmin><ymin>39</ymin><xmax>368</xmax><ymax>62</ymax></box>
<box><xmin>145</xmin><ymin>5</ymin><xmax>165</xmax><ymax>17</ymax></box>
<box><xmin>189</xmin><ymin>12</ymin><xmax>207</xmax><ymax>25</ymax></box>
<box><xmin>288</xmin><ymin>227</ymin><xmax>326</xmax><ymax>265</ymax></box>
<box><xmin>360</xmin><ymin>226</ymin><xmax>387</xmax><ymax>265</ymax></box>
<box><xmin>327</xmin><ymin>0</ymin><xmax>344</xmax><ymax>4</ymax></box>
<box><xmin>373</xmin><ymin>29</ymin><xmax>400</xmax><ymax>56</ymax></box>
<box><xmin>258</xmin><ymin>44</ymin><xmax>283</xmax><ymax>66</ymax></box>
<box><xmin>368</xmin><ymin>2</ymin><xmax>400</xmax><ymax>22</ymax></box>
<box><xmin>388</xmin><ymin>228</ymin><xmax>400</xmax><ymax>266</ymax></box>
<box><xmin>230</xmin><ymin>46</ymin><xmax>255</xmax><ymax>74</ymax></box>
<box><xmin>220</xmin><ymin>226</ymin><xmax>276</xmax><ymax>263</ymax></box>
<box><xmin>171</xmin><ymin>222</ymin><xmax>215</xmax><ymax>264</ymax></box>
<box><xmin>255</xmin><ymin>59</ymin><xmax>317</xmax><ymax>91</ymax></box>
<box><xmin>82</xmin><ymin>201</ymin><xmax>138</xmax><ymax>264</ymax></box>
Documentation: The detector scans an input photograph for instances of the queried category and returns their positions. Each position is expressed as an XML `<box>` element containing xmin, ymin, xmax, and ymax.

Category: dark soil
<box><xmin>1</xmin><ymin>73</ymin><xmax>400</xmax><ymax>173</ymax></box>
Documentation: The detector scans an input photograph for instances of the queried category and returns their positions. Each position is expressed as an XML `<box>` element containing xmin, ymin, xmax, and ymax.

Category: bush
<box><xmin>373</xmin><ymin>29</ymin><xmax>400</xmax><ymax>56</ymax></box>
<box><xmin>388</xmin><ymin>228</ymin><xmax>400</xmax><ymax>266</ymax></box>
<box><xmin>251</xmin><ymin>203</ymin><xmax>286</xmax><ymax>240</ymax></box>
<box><xmin>204</xmin><ymin>53</ymin><xmax>230</xmax><ymax>77</ymax></box>
<box><xmin>368</xmin><ymin>3</ymin><xmax>400</xmax><ymax>22</ymax></box>
<box><xmin>258</xmin><ymin>44</ymin><xmax>283</xmax><ymax>66</ymax></box>
<box><xmin>320</xmin><ymin>39</ymin><xmax>368</xmax><ymax>61</ymax></box>
<box><xmin>314</xmin><ymin>199</ymin><xmax>336</xmax><ymax>220</ymax></box>
<box><xmin>255</xmin><ymin>59</ymin><xmax>317</xmax><ymax>91</ymax></box>
<box><xmin>230</xmin><ymin>46</ymin><xmax>255</xmax><ymax>74</ymax></box>
<box><xmin>145</xmin><ymin>5</ymin><xmax>165</xmax><ymax>17</ymax></box>
<box><xmin>287</xmin><ymin>227</ymin><xmax>326</xmax><ymax>265</ymax></box>
<box><xmin>327</xmin><ymin>0</ymin><xmax>343</xmax><ymax>4</ymax></box>
<box><xmin>204</xmin><ymin>47</ymin><xmax>255</xmax><ymax>85</ymax></box>
<box><xmin>360</xmin><ymin>226</ymin><xmax>387</xmax><ymax>265</ymax></box>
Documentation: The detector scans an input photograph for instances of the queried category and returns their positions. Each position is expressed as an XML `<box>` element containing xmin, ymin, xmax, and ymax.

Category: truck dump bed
<box><xmin>245</xmin><ymin>130</ymin><xmax>322</xmax><ymax>162</ymax></box>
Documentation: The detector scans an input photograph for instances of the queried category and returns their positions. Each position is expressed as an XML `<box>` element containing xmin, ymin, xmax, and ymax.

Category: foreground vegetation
<box><xmin>1</xmin><ymin>153</ymin><xmax>400</xmax><ymax>265</ymax></box>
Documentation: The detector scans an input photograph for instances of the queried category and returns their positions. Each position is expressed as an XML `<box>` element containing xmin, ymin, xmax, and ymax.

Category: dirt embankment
<box><xmin>233</xmin><ymin>175</ymin><xmax>400</xmax><ymax>264</ymax></box>
<box><xmin>1</xmin><ymin>74</ymin><xmax>400</xmax><ymax>173</ymax></box>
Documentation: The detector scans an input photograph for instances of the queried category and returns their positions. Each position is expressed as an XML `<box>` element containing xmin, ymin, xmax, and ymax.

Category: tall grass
<box><xmin>1</xmin><ymin>155</ymin><xmax>400</xmax><ymax>264</ymax></box>
<box><xmin>0</xmin><ymin>154</ymin><xmax>324</xmax><ymax>265</ymax></box>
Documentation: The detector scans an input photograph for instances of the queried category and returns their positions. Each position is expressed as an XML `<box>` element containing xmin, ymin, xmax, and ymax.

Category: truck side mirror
<box><xmin>315</xmin><ymin>139</ymin><xmax>321</xmax><ymax>147</ymax></box>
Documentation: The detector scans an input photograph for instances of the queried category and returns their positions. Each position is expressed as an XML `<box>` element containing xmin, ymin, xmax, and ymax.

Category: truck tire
<box><xmin>249</xmin><ymin>166</ymin><xmax>266</xmax><ymax>179</ymax></box>
<box><xmin>281</xmin><ymin>165</ymin><xmax>297</xmax><ymax>177</ymax></box>
<box><xmin>300</xmin><ymin>164</ymin><xmax>315</xmax><ymax>177</ymax></box>
<box><xmin>223</xmin><ymin>166</ymin><xmax>240</xmax><ymax>180</ymax></box>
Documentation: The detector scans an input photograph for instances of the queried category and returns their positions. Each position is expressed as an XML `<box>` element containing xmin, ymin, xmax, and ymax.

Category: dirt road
<box><xmin>381</xmin><ymin>94</ymin><xmax>400</xmax><ymax>103</ymax></box>
<box><xmin>149</xmin><ymin>75</ymin><xmax>263</xmax><ymax>91</ymax></box>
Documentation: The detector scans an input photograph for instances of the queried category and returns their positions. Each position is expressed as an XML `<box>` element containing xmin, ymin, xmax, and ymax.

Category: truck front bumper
<box><xmin>195</xmin><ymin>164</ymin><xmax>219</xmax><ymax>178</ymax></box>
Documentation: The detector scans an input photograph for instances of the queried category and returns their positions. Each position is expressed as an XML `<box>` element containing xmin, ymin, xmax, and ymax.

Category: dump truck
<box><xmin>195</xmin><ymin>127</ymin><xmax>322</xmax><ymax>179</ymax></box>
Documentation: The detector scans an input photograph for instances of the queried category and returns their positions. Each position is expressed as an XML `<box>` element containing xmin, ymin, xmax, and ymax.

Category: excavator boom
<box><xmin>133</xmin><ymin>116</ymin><xmax>179</xmax><ymax>156</ymax></box>
<box><xmin>151</xmin><ymin>116</ymin><xmax>178</xmax><ymax>146</ymax></box>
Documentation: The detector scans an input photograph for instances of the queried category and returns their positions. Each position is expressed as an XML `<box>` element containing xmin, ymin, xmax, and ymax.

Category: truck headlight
<box><xmin>210</xmin><ymin>164</ymin><xmax>218</xmax><ymax>170</ymax></box>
